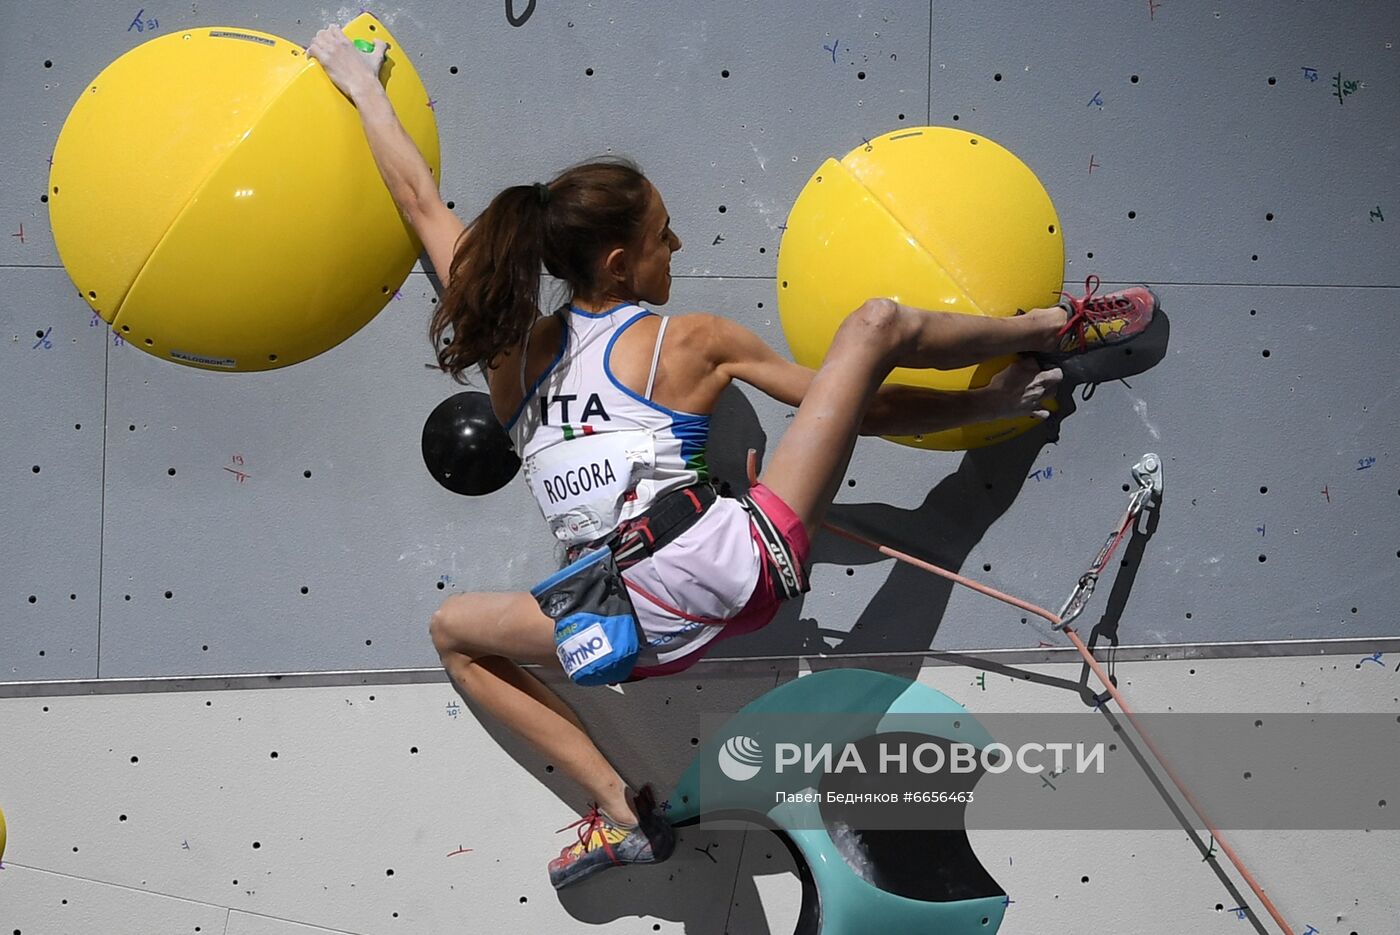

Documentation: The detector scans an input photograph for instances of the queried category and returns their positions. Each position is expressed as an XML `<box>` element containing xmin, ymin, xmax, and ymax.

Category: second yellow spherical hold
<box><xmin>777</xmin><ymin>127</ymin><xmax>1065</xmax><ymax>450</ymax></box>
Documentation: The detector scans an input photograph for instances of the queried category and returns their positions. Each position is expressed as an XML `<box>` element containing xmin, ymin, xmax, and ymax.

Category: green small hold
<box><xmin>353</xmin><ymin>38</ymin><xmax>375</xmax><ymax>53</ymax></box>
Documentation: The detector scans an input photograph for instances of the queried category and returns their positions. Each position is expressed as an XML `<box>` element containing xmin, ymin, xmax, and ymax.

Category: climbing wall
<box><xmin>2</xmin><ymin>1</ymin><xmax>1397</xmax><ymax>933</ymax></box>
<box><xmin>4</xmin><ymin>2</ymin><xmax>1399</xmax><ymax>680</ymax></box>
<box><xmin>1</xmin><ymin>656</ymin><xmax>1396</xmax><ymax>933</ymax></box>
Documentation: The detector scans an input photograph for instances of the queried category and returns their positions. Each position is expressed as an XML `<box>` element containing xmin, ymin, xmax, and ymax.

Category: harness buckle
<box><xmin>613</xmin><ymin>517</ymin><xmax>656</xmax><ymax>568</ymax></box>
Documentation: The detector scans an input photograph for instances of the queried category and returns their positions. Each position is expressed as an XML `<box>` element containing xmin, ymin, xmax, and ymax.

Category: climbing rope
<box><xmin>746</xmin><ymin>449</ymin><xmax>1293</xmax><ymax>935</ymax></box>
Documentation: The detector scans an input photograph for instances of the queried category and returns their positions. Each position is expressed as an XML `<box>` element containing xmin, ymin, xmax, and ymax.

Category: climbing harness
<box><xmin>565</xmin><ymin>481</ymin><xmax>719</xmax><ymax>568</ymax></box>
<box><xmin>740</xmin><ymin>491</ymin><xmax>809</xmax><ymax>601</ymax></box>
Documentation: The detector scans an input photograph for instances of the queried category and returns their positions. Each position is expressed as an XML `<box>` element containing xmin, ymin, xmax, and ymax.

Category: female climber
<box><xmin>308</xmin><ymin>26</ymin><xmax>1159</xmax><ymax>890</ymax></box>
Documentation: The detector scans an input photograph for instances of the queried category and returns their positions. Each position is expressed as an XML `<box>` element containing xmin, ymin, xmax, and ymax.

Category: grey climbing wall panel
<box><xmin>2</xmin><ymin>0</ymin><xmax>1397</xmax><ymax>681</ymax></box>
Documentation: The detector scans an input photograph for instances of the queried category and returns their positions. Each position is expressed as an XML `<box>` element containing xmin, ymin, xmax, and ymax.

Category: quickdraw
<box><xmin>1054</xmin><ymin>453</ymin><xmax>1163</xmax><ymax>629</ymax></box>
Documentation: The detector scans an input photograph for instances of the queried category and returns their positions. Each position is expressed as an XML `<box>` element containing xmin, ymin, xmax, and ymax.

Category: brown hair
<box><xmin>426</xmin><ymin>157</ymin><xmax>651</xmax><ymax>384</ymax></box>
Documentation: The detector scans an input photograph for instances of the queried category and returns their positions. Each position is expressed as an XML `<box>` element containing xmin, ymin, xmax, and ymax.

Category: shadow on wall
<box><xmin>711</xmin><ymin>308</ymin><xmax>1173</xmax><ymax>687</ymax></box>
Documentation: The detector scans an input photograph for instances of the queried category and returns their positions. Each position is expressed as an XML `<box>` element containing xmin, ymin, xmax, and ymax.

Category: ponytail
<box><xmin>427</xmin><ymin>157</ymin><xmax>650</xmax><ymax>384</ymax></box>
<box><xmin>429</xmin><ymin>184</ymin><xmax>547</xmax><ymax>382</ymax></box>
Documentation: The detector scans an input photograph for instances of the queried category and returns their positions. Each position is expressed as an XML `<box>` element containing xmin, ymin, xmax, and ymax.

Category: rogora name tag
<box><xmin>525</xmin><ymin>430</ymin><xmax>655</xmax><ymax>542</ymax></box>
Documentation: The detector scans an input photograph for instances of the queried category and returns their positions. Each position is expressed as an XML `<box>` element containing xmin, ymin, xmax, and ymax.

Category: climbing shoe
<box><xmin>1043</xmin><ymin>274</ymin><xmax>1160</xmax><ymax>359</ymax></box>
<box><xmin>547</xmin><ymin>784</ymin><xmax>675</xmax><ymax>889</ymax></box>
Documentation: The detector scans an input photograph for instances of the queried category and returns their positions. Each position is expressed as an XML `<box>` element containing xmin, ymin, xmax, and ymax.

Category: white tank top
<box><xmin>505</xmin><ymin>303</ymin><xmax>711</xmax><ymax>547</ymax></box>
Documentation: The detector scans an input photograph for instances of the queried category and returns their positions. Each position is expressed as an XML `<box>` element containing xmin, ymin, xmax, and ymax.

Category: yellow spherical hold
<box><xmin>48</xmin><ymin>15</ymin><xmax>440</xmax><ymax>372</ymax></box>
<box><xmin>777</xmin><ymin>127</ymin><xmax>1064</xmax><ymax>450</ymax></box>
<box><xmin>0</xmin><ymin>805</ymin><xmax>6</xmax><ymax>863</ymax></box>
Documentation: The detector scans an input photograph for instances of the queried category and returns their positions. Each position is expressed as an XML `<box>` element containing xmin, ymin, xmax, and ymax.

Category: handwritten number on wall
<box><xmin>506</xmin><ymin>0</ymin><xmax>536</xmax><ymax>27</ymax></box>
<box><xmin>128</xmin><ymin>9</ymin><xmax>159</xmax><ymax>32</ymax></box>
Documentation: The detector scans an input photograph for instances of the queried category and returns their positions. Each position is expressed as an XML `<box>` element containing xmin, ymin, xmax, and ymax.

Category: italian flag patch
<box><xmin>561</xmin><ymin>424</ymin><xmax>595</xmax><ymax>440</ymax></box>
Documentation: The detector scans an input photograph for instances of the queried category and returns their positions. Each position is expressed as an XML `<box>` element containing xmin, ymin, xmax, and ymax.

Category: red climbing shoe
<box><xmin>547</xmin><ymin>784</ymin><xmax>675</xmax><ymax>890</ymax></box>
<box><xmin>1045</xmin><ymin>274</ymin><xmax>1160</xmax><ymax>358</ymax></box>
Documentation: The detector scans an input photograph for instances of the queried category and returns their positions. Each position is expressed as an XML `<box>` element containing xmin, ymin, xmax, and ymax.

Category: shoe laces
<box><xmin>1078</xmin><ymin>375</ymin><xmax>1132</xmax><ymax>402</ymax></box>
<box><xmin>1057</xmin><ymin>274</ymin><xmax>1116</xmax><ymax>352</ymax></box>
<box><xmin>556</xmin><ymin>805</ymin><xmax>621</xmax><ymax>865</ymax></box>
